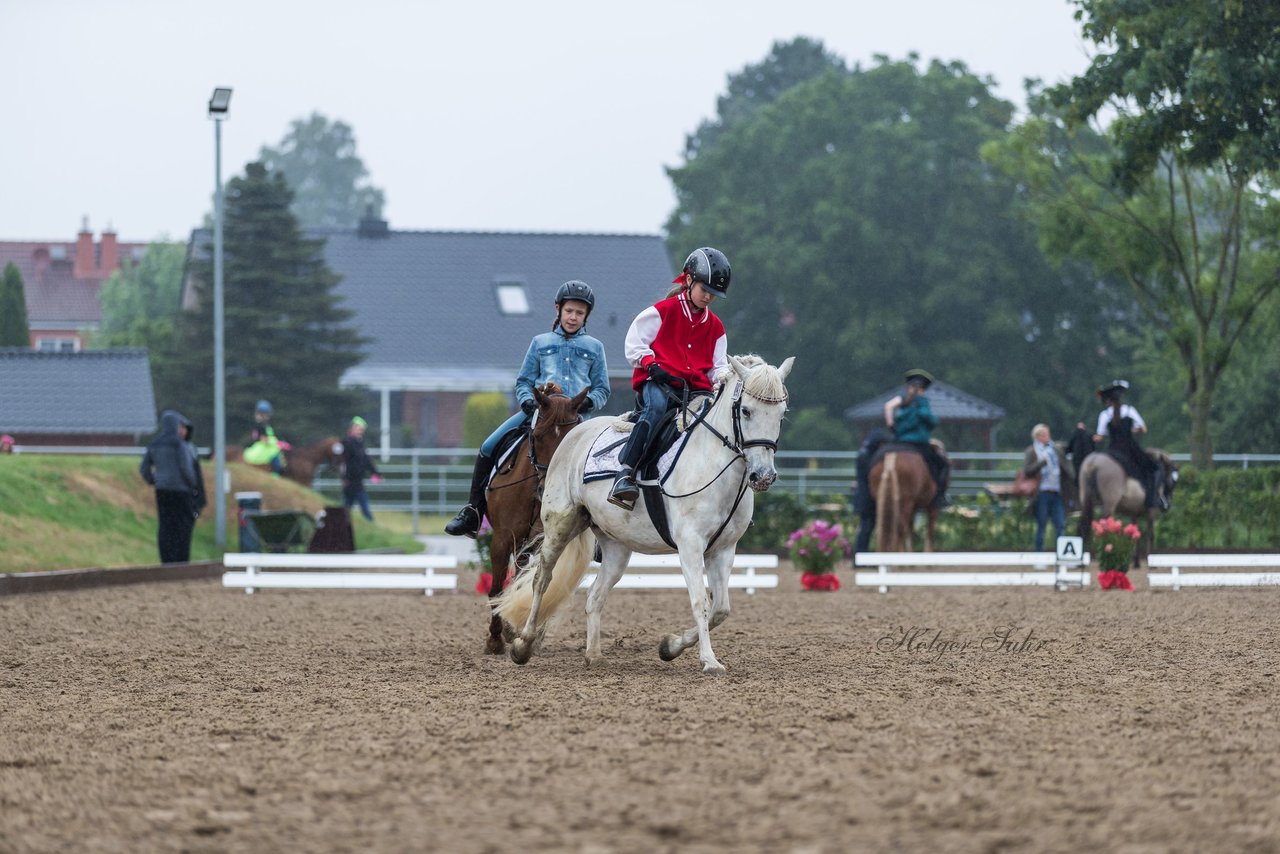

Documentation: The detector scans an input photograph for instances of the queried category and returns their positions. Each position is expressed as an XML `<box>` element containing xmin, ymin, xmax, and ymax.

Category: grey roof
<box><xmin>0</xmin><ymin>348</ymin><xmax>157</xmax><ymax>434</ymax></box>
<box><xmin>188</xmin><ymin>227</ymin><xmax>674</xmax><ymax>392</ymax></box>
<box><xmin>845</xmin><ymin>380</ymin><xmax>1006</xmax><ymax>423</ymax></box>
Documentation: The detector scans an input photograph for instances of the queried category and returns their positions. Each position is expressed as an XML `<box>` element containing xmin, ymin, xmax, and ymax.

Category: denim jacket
<box><xmin>515</xmin><ymin>327</ymin><xmax>610</xmax><ymax>412</ymax></box>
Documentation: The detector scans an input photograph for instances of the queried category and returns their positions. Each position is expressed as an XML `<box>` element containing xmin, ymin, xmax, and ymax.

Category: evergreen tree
<box><xmin>258</xmin><ymin>113</ymin><xmax>386</xmax><ymax>229</ymax></box>
<box><xmin>157</xmin><ymin>161</ymin><xmax>369</xmax><ymax>444</ymax></box>
<box><xmin>0</xmin><ymin>262</ymin><xmax>30</xmax><ymax>346</ymax></box>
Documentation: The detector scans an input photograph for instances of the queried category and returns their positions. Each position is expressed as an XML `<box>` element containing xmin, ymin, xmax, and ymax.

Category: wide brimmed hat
<box><xmin>904</xmin><ymin>368</ymin><xmax>934</xmax><ymax>388</ymax></box>
<box><xmin>1097</xmin><ymin>379</ymin><xmax>1130</xmax><ymax>398</ymax></box>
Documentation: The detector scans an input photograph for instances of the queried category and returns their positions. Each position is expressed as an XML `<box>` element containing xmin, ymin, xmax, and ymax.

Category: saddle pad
<box><xmin>583</xmin><ymin>423</ymin><xmax>694</xmax><ymax>485</ymax></box>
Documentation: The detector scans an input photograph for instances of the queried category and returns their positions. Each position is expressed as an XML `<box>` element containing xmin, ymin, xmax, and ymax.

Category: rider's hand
<box><xmin>579</xmin><ymin>398</ymin><xmax>594</xmax><ymax>413</ymax></box>
<box><xmin>277</xmin><ymin>440</ymin><xmax>292</xmax><ymax>452</ymax></box>
<box><xmin>520</xmin><ymin>399</ymin><xmax>537</xmax><ymax>415</ymax></box>
<box><xmin>648</xmin><ymin>363</ymin><xmax>681</xmax><ymax>386</ymax></box>
<box><xmin>370</xmin><ymin>474</ymin><xmax>383</xmax><ymax>484</ymax></box>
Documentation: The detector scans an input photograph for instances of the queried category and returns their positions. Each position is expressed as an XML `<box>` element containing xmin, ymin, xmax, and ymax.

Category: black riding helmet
<box><xmin>677</xmin><ymin>247</ymin><xmax>731</xmax><ymax>297</ymax></box>
<box><xmin>555</xmin><ymin>280</ymin><xmax>595</xmax><ymax>314</ymax></box>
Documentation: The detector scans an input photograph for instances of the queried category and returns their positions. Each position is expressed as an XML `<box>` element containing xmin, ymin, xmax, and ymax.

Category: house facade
<box><xmin>184</xmin><ymin>216</ymin><xmax>675</xmax><ymax>450</ymax></box>
<box><xmin>0</xmin><ymin>221</ymin><xmax>147</xmax><ymax>352</ymax></box>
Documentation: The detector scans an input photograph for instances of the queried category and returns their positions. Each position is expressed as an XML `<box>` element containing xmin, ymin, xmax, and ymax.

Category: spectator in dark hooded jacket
<box><xmin>139</xmin><ymin>410</ymin><xmax>201</xmax><ymax>563</ymax></box>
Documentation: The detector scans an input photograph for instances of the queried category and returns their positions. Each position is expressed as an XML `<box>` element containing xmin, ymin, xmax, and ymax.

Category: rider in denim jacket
<box><xmin>445</xmin><ymin>280</ymin><xmax>610</xmax><ymax>538</ymax></box>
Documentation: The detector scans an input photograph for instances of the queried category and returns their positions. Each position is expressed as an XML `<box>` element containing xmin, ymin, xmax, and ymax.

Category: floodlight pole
<box><xmin>209</xmin><ymin>88</ymin><xmax>232</xmax><ymax>547</ymax></box>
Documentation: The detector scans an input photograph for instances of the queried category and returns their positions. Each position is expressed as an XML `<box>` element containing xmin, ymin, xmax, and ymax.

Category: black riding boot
<box><xmin>1147</xmin><ymin>463</ymin><xmax>1168</xmax><ymax>510</ymax></box>
<box><xmin>445</xmin><ymin>453</ymin><xmax>494</xmax><ymax>537</ymax></box>
<box><xmin>932</xmin><ymin>466</ymin><xmax>951</xmax><ymax>509</ymax></box>
<box><xmin>608</xmin><ymin>422</ymin><xmax>650</xmax><ymax>511</ymax></box>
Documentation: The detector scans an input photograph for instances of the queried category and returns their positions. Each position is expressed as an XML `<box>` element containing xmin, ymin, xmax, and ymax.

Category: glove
<box><xmin>277</xmin><ymin>440</ymin><xmax>293</xmax><ymax>452</ymax></box>
<box><xmin>370</xmin><ymin>474</ymin><xmax>383</xmax><ymax>484</ymax></box>
<box><xmin>520</xmin><ymin>399</ymin><xmax>537</xmax><ymax>415</ymax></box>
<box><xmin>647</xmin><ymin>363</ymin><xmax>681</xmax><ymax>386</ymax></box>
<box><xmin>579</xmin><ymin>399</ymin><xmax>594</xmax><ymax>413</ymax></box>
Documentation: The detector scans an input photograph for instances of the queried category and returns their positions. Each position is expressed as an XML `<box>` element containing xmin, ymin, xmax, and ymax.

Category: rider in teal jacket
<box><xmin>884</xmin><ymin>369</ymin><xmax>949</xmax><ymax>508</ymax></box>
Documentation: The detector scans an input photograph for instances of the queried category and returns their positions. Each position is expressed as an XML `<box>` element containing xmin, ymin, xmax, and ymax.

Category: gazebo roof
<box><xmin>844</xmin><ymin>380</ymin><xmax>1005</xmax><ymax>423</ymax></box>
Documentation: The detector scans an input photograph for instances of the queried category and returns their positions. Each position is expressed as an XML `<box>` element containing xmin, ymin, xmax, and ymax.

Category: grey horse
<box><xmin>1076</xmin><ymin>450</ymin><xmax>1178</xmax><ymax>567</ymax></box>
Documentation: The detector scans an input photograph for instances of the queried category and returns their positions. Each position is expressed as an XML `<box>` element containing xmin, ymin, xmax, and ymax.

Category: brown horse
<box><xmin>482</xmin><ymin>383</ymin><xmax>591</xmax><ymax>654</ymax></box>
<box><xmin>228</xmin><ymin>436</ymin><xmax>345</xmax><ymax>488</ymax></box>
<box><xmin>1077</xmin><ymin>449</ymin><xmax>1178</xmax><ymax>568</ymax></box>
<box><xmin>868</xmin><ymin>448</ymin><xmax>938</xmax><ymax>552</ymax></box>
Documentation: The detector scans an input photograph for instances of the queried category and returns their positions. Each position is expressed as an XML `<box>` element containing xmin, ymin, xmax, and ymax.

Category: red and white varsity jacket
<box><xmin>624</xmin><ymin>291</ymin><xmax>729</xmax><ymax>392</ymax></box>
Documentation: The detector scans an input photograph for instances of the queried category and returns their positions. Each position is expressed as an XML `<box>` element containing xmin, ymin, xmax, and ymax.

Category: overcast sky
<box><xmin>1</xmin><ymin>0</ymin><xmax>1094</xmax><ymax>242</ymax></box>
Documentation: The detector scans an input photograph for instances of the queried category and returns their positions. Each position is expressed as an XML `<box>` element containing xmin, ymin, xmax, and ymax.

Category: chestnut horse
<box><xmin>868</xmin><ymin>448</ymin><xmax>938</xmax><ymax>552</ymax></box>
<box><xmin>482</xmin><ymin>383</ymin><xmax>591</xmax><ymax>654</ymax></box>
<box><xmin>228</xmin><ymin>436</ymin><xmax>345</xmax><ymax>488</ymax></box>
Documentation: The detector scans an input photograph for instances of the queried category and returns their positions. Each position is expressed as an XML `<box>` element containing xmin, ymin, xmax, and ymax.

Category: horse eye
<box><xmin>742</xmin><ymin>408</ymin><xmax>752</xmax><ymax>418</ymax></box>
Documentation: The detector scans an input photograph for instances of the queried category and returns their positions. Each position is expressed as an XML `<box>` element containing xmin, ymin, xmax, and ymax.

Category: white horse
<box><xmin>496</xmin><ymin>354</ymin><xmax>794</xmax><ymax>676</ymax></box>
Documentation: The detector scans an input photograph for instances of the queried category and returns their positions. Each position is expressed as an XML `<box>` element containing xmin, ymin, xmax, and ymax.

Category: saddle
<box><xmin>491</xmin><ymin>424</ymin><xmax>530</xmax><ymax>478</ymax></box>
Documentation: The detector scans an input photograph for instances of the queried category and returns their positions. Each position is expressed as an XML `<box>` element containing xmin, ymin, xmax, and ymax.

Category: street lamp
<box><xmin>209</xmin><ymin>87</ymin><xmax>232</xmax><ymax>546</ymax></box>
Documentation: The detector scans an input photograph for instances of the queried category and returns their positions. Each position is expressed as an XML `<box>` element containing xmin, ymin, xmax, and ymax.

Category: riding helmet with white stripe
<box><xmin>554</xmin><ymin>280</ymin><xmax>595</xmax><ymax>315</ymax></box>
<box><xmin>679</xmin><ymin>247</ymin><xmax>731</xmax><ymax>296</ymax></box>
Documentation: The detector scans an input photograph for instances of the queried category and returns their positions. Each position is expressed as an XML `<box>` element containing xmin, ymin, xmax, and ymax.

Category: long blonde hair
<box><xmin>664</xmin><ymin>274</ymin><xmax>690</xmax><ymax>300</ymax></box>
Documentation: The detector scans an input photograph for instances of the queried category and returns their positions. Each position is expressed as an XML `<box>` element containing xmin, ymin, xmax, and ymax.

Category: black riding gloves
<box><xmin>520</xmin><ymin>399</ymin><xmax>537</xmax><ymax>415</ymax></box>
<box><xmin>647</xmin><ymin>363</ymin><xmax>680</xmax><ymax>386</ymax></box>
<box><xmin>579</xmin><ymin>399</ymin><xmax>594</xmax><ymax>413</ymax></box>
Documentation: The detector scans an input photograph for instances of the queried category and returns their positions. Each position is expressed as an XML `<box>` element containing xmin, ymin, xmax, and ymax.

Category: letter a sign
<box><xmin>1056</xmin><ymin>536</ymin><xmax>1084</xmax><ymax>565</ymax></box>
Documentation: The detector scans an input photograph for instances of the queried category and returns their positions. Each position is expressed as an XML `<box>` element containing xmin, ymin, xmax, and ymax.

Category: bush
<box><xmin>739</xmin><ymin>490</ymin><xmax>853</xmax><ymax>554</ymax></box>
<box><xmin>1155</xmin><ymin>466</ymin><xmax>1280</xmax><ymax>548</ymax></box>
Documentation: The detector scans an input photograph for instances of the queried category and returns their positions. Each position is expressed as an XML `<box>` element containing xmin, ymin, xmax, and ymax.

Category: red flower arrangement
<box><xmin>788</xmin><ymin>519</ymin><xmax>848</xmax><ymax>592</ymax></box>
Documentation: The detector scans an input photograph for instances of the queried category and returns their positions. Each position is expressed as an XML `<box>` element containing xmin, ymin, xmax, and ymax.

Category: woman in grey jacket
<box><xmin>139</xmin><ymin>410</ymin><xmax>202</xmax><ymax>563</ymax></box>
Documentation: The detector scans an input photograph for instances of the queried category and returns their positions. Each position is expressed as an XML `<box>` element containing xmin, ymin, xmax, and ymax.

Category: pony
<box><xmin>228</xmin><ymin>436</ymin><xmax>345</xmax><ymax>488</ymax></box>
<box><xmin>496</xmin><ymin>354</ymin><xmax>794</xmax><ymax>676</ymax></box>
<box><xmin>868</xmin><ymin>447</ymin><xmax>938</xmax><ymax>552</ymax></box>
<box><xmin>481</xmin><ymin>383</ymin><xmax>591</xmax><ymax>655</ymax></box>
<box><xmin>1077</xmin><ymin>449</ymin><xmax>1178</xmax><ymax>567</ymax></box>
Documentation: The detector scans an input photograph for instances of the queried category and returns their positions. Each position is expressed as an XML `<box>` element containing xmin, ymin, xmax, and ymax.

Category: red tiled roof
<box><xmin>0</xmin><ymin>239</ymin><xmax>147</xmax><ymax>324</ymax></box>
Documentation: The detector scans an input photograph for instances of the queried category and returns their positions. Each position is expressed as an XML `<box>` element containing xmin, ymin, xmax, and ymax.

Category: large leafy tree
<box><xmin>1053</xmin><ymin>0</ymin><xmax>1280</xmax><ymax>191</ymax></box>
<box><xmin>997</xmin><ymin>0</ymin><xmax>1280</xmax><ymax>467</ymax></box>
<box><xmin>93</xmin><ymin>242</ymin><xmax>186</xmax><ymax>367</ymax></box>
<box><xmin>157</xmin><ymin>161</ymin><xmax>368</xmax><ymax>444</ymax></box>
<box><xmin>258</xmin><ymin>113</ymin><xmax>386</xmax><ymax>229</ymax></box>
<box><xmin>0</xmin><ymin>262</ymin><xmax>30</xmax><ymax>346</ymax></box>
<box><xmin>667</xmin><ymin>53</ymin><xmax>1129</xmax><ymax>447</ymax></box>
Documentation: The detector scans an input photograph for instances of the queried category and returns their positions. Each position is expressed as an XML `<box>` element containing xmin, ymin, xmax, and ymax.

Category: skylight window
<box><xmin>495</xmin><ymin>279</ymin><xmax>530</xmax><ymax>315</ymax></box>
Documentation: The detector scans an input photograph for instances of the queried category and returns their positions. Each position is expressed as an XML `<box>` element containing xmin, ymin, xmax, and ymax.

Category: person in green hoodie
<box><xmin>882</xmin><ymin>369</ymin><xmax>950</xmax><ymax>509</ymax></box>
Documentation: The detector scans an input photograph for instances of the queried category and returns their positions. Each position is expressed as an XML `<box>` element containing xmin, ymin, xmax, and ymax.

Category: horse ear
<box><xmin>777</xmin><ymin>356</ymin><xmax>795</xmax><ymax>383</ymax></box>
<box><xmin>571</xmin><ymin>387</ymin><xmax>591</xmax><ymax>411</ymax></box>
<box><xmin>731</xmin><ymin>356</ymin><xmax>751</xmax><ymax>383</ymax></box>
<box><xmin>534</xmin><ymin>386</ymin><xmax>549</xmax><ymax>406</ymax></box>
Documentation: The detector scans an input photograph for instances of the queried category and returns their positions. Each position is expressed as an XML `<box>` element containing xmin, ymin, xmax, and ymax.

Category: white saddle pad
<box><xmin>583</xmin><ymin>421</ymin><xmax>694</xmax><ymax>485</ymax></box>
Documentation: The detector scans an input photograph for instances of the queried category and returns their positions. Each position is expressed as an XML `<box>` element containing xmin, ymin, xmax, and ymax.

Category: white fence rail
<box><xmin>1146</xmin><ymin>554</ymin><xmax>1280</xmax><ymax>590</ymax></box>
<box><xmin>580</xmin><ymin>553</ymin><xmax>779</xmax><ymax>595</ymax></box>
<box><xmin>222</xmin><ymin>553</ymin><xmax>458</xmax><ymax>595</ymax></box>
<box><xmin>854</xmin><ymin>551</ymin><xmax>1092</xmax><ymax>593</ymax></box>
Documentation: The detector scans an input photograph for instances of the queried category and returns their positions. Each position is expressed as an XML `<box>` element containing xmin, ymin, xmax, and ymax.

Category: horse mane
<box><xmin>733</xmin><ymin>353</ymin><xmax>787</xmax><ymax>403</ymax></box>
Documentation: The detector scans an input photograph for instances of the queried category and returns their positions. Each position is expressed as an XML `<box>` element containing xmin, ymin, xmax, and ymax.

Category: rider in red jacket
<box><xmin>609</xmin><ymin>247</ymin><xmax>732</xmax><ymax>510</ymax></box>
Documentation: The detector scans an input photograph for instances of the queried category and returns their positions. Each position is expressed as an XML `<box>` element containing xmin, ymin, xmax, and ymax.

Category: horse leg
<box><xmin>510</xmin><ymin>509</ymin><xmax>590</xmax><ymax>665</ymax></box>
<box><xmin>485</xmin><ymin>533</ymin><xmax>515</xmax><ymax>655</ymax></box>
<box><xmin>924</xmin><ymin>508</ymin><xmax>938</xmax><ymax>552</ymax></box>
<box><xmin>665</xmin><ymin>542</ymin><xmax>725</xmax><ymax>675</ymax></box>
<box><xmin>659</xmin><ymin>548</ymin><xmax>734</xmax><ymax>665</ymax></box>
<box><xmin>584</xmin><ymin>537</ymin><xmax>630</xmax><ymax>667</ymax></box>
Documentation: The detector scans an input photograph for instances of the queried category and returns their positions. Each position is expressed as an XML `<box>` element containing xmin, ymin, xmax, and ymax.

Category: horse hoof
<box><xmin>485</xmin><ymin>636</ymin><xmax>505</xmax><ymax>655</ymax></box>
<box><xmin>584</xmin><ymin>652</ymin><xmax>602</xmax><ymax>668</ymax></box>
<box><xmin>510</xmin><ymin>637</ymin><xmax>533</xmax><ymax>665</ymax></box>
<box><xmin>658</xmin><ymin>635</ymin><xmax>683</xmax><ymax>661</ymax></box>
<box><xmin>702</xmin><ymin>661</ymin><xmax>728</xmax><ymax>676</ymax></box>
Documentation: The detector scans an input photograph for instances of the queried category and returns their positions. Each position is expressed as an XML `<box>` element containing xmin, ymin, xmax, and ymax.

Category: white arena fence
<box><xmin>854</xmin><ymin>552</ymin><xmax>1092</xmax><ymax>593</ymax></box>
<box><xmin>1146</xmin><ymin>554</ymin><xmax>1280</xmax><ymax>590</ymax></box>
<box><xmin>222</xmin><ymin>553</ymin><xmax>458</xmax><ymax>595</ymax></box>
<box><xmin>580</xmin><ymin>553</ymin><xmax>779</xmax><ymax>595</ymax></box>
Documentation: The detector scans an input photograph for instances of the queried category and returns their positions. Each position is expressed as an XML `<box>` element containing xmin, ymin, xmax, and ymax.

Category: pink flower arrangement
<box><xmin>788</xmin><ymin>519</ymin><xmax>849</xmax><ymax>589</ymax></box>
<box><xmin>1091</xmin><ymin>515</ymin><xmax>1142</xmax><ymax>574</ymax></box>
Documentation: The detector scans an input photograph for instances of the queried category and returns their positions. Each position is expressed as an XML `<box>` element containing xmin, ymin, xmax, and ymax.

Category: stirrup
<box><xmin>608</xmin><ymin>472</ymin><xmax>638</xmax><ymax>511</ymax></box>
<box><xmin>445</xmin><ymin>505</ymin><xmax>480</xmax><ymax>538</ymax></box>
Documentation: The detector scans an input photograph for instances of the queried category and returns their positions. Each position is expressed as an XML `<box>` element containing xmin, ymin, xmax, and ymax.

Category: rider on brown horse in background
<box><xmin>1092</xmin><ymin>379</ymin><xmax>1167</xmax><ymax>510</ymax></box>
<box><xmin>445</xmin><ymin>280</ymin><xmax>610</xmax><ymax>538</ymax></box>
<box><xmin>883</xmin><ymin>369</ymin><xmax>950</xmax><ymax>509</ymax></box>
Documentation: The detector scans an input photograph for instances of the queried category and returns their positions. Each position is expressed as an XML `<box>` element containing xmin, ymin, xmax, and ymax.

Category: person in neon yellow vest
<box><xmin>243</xmin><ymin>400</ymin><xmax>286</xmax><ymax>475</ymax></box>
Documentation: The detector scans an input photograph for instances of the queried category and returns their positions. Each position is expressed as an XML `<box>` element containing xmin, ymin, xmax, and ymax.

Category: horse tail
<box><xmin>875</xmin><ymin>453</ymin><xmax>896</xmax><ymax>551</ymax></box>
<box><xmin>1077</xmin><ymin>462</ymin><xmax>1096</xmax><ymax>541</ymax></box>
<box><xmin>495</xmin><ymin>530</ymin><xmax>595</xmax><ymax>633</ymax></box>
